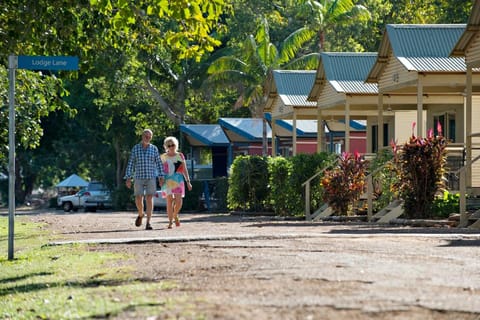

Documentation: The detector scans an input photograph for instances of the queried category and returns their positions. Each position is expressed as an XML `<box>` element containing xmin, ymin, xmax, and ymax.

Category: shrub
<box><xmin>321</xmin><ymin>152</ymin><xmax>368</xmax><ymax>215</ymax></box>
<box><xmin>287</xmin><ymin>152</ymin><xmax>335</xmax><ymax>216</ymax></box>
<box><xmin>392</xmin><ymin>123</ymin><xmax>447</xmax><ymax>219</ymax></box>
<box><xmin>111</xmin><ymin>184</ymin><xmax>134</xmax><ymax>210</ymax></box>
<box><xmin>432</xmin><ymin>190</ymin><xmax>459</xmax><ymax>219</ymax></box>
<box><xmin>368</xmin><ymin>149</ymin><xmax>399</xmax><ymax>212</ymax></box>
<box><xmin>268</xmin><ymin>157</ymin><xmax>292</xmax><ymax>215</ymax></box>
<box><xmin>183</xmin><ymin>180</ymin><xmax>204</xmax><ymax>211</ymax></box>
<box><xmin>227</xmin><ymin>155</ymin><xmax>269</xmax><ymax>211</ymax></box>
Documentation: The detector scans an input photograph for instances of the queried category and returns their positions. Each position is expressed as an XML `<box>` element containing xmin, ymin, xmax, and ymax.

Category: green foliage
<box><xmin>207</xmin><ymin>17</ymin><xmax>319</xmax><ymax>116</ymax></box>
<box><xmin>227</xmin><ymin>153</ymin><xmax>334</xmax><ymax>215</ymax></box>
<box><xmin>268</xmin><ymin>156</ymin><xmax>293</xmax><ymax>215</ymax></box>
<box><xmin>432</xmin><ymin>190</ymin><xmax>460</xmax><ymax>219</ymax></box>
<box><xmin>393</xmin><ymin>124</ymin><xmax>448</xmax><ymax>219</ymax></box>
<box><xmin>90</xmin><ymin>0</ymin><xmax>232</xmax><ymax>62</ymax></box>
<box><xmin>111</xmin><ymin>183</ymin><xmax>133</xmax><ymax>210</ymax></box>
<box><xmin>227</xmin><ymin>155</ymin><xmax>269</xmax><ymax>211</ymax></box>
<box><xmin>287</xmin><ymin>152</ymin><xmax>335</xmax><ymax>215</ymax></box>
<box><xmin>368</xmin><ymin>149</ymin><xmax>399</xmax><ymax>212</ymax></box>
<box><xmin>183</xmin><ymin>180</ymin><xmax>204</xmax><ymax>211</ymax></box>
<box><xmin>321</xmin><ymin>152</ymin><xmax>368</xmax><ymax>215</ymax></box>
<box><xmin>213</xmin><ymin>176</ymin><xmax>229</xmax><ymax>212</ymax></box>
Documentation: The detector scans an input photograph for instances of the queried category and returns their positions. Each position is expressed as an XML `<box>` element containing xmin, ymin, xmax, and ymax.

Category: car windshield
<box><xmin>87</xmin><ymin>182</ymin><xmax>107</xmax><ymax>191</ymax></box>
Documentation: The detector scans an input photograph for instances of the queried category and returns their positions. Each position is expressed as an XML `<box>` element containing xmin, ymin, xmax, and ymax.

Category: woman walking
<box><xmin>160</xmin><ymin>136</ymin><xmax>192</xmax><ymax>229</ymax></box>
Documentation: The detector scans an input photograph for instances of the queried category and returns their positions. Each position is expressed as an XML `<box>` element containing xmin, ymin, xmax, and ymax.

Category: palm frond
<box><xmin>207</xmin><ymin>70</ymin><xmax>249</xmax><ymax>84</ymax></box>
<box><xmin>207</xmin><ymin>56</ymin><xmax>247</xmax><ymax>74</ymax></box>
<box><xmin>326</xmin><ymin>0</ymin><xmax>355</xmax><ymax>22</ymax></box>
<box><xmin>278</xmin><ymin>27</ymin><xmax>317</xmax><ymax>64</ymax></box>
<box><xmin>282</xmin><ymin>52</ymin><xmax>320</xmax><ymax>70</ymax></box>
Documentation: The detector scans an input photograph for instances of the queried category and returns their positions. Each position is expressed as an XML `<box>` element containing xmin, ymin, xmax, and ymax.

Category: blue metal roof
<box><xmin>180</xmin><ymin>124</ymin><xmax>230</xmax><ymax>146</ymax></box>
<box><xmin>309</xmin><ymin>52</ymin><xmax>378</xmax><ymax>100</ymax></box>
<box><xmin>322</xmin><ymin>52</ymin><xmax>378</xmax><ymax>81</ymax></box>
<box><xmin>272</xmin><ymin>70</ymin><xmax>317</xmax><ymax>107</ymax></box>
<box><xmin>264</xmin><ymin>113</ymin><xmax>365</xmax><ymax>135</ymax></box>
<box><xmin>368</xmin><ymin>24</ymin><xmax>468</xmax><ymax>82</ymax></box>
<box><xmin>219</xmin><ymin>118</ymin><xmax>272</xmax><ymax>141</ymax></box>
<box><xmin>387</xmin><ymin>24</ymin><xmax>465</xmax><ymax>58</ymax></box>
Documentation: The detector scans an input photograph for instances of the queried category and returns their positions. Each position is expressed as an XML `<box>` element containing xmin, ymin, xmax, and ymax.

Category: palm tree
<box><xmin>206</xmin><ymin>17</ymin><xmax>318</xmax><ymax>118</ymax></box>
<box><xmin>296</xmin><ymin>0</ymin><xmax>371</xmax><ymax>52</ymax></box>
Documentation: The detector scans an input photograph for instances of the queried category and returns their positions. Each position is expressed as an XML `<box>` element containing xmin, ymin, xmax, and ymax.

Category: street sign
<box><xmin>18</xmin><ymin>55</ymin><xmax>79</xmax><ymax>71</ymax></box>
<box><xmin>7</xmin><ymin>54</ymin><xmax>79</xmax><ymax>260</ymax></box>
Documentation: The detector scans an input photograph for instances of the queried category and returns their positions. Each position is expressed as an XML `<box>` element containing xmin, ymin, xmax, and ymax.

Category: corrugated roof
<box><xmin>264</xmin><ymin>113</ymin><xmax>365</xmax><ymax>135</ymax></box>
<box><xmin>368</xmin><ymin>24</ymin><xmax>467</xmax><ymax>81</ymax></box>
<box><xmin>272</xmin><ymin>70</ymin><xmax>317</xmax><ymax>107</ymax></box>
<box><xmin>180</xmin><ymin>124</ymin><xmax>230</xmax><ymax>146</ymax></box>
<box><xmin>387</xmin><ymin>24</ymin><xmax>465</xmax><ymax>58</ymax></box>
<box><xmin>322</xmin><ymin>52</ymin><xmax>378</xmax><ymax>81</ymax></box>
<box><xmin>309</xmin><ymin>52</ymin><xmax>378</xmax><ymax>100</ymax></box>
<box><xmin>219</xmin><ymin>118</ymin><xmax>272</xmax><ymax>141</ymax></box>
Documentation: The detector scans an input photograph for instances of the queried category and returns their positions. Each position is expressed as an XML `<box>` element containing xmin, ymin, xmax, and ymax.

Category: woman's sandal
<box><xmin>167</xmin><ymin>221</ymin><xmax>173</xmax><ymax>229</ymax></box>
<box><xmin>174</xmin><ymin>217</ymin><xmax>180</xmax><ymax>227</ymax></box>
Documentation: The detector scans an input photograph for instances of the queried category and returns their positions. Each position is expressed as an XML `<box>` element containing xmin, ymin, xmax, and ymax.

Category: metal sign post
<box><xmin>8</xmin><ymin>55</ymin><xmax>17</xmax><ymax>260</ymax></box>
<box><xmin>7</xmin><ymin>55</ymin><xmax>78</xmax><ymax>260</ymax></box>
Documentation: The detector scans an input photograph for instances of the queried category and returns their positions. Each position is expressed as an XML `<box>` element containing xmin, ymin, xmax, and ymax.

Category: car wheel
<box><xmin>63</xmin><ymin>202</ymin><xmax>73</xmax><ymax>212</ymax></box>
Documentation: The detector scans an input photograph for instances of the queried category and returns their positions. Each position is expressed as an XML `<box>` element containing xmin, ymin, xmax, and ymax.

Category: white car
<box><xmin>83</xmin><ymin>182</ymin><xmax>111</xmax><ymax>211</ymax></box>
<box><xmin>57</xmin><ymin>189</ymin><xmax>88</xmax><ymax>212</ymax></box>
<box><xmin>57</xmin><ymin>182</ymin><xmax>111</xmax><ymax>212</ymax></box>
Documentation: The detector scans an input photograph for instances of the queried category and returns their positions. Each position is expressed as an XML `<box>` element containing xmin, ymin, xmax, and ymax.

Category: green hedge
<box><xmin>227</xmin><ymin>153</ymin><xmax>334</xmax><ymax>216</ymax></box>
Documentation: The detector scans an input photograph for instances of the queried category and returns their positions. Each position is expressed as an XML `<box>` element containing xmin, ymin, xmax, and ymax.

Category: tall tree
<box><xmin>294</xmin><ymin>0</ymin><xmax>371</xmax><ymax>52</ymax></box>
<box><xmin>207</xmin><ymin>17</ymin><xmax>318</xmax><ymax>117</ymax></box>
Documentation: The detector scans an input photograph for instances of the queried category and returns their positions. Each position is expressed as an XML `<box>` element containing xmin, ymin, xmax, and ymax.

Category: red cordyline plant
<box><xmin>391</xmin><ymin>122</ymin><xmax>447</xmax><ymax>219</ymax></box>
<box><xmin>321</xmin><ymin>151</ymin><xmax>369</xmax><ymax>215</ymax></box>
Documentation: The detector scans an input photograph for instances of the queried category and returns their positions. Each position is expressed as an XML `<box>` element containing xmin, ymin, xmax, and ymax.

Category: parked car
<box><xmin>83</xmin><ymin>182</ymin><xmax>111</xmax><ymax>211</ymax></box>
<box><xmin>153</xmin><ymin>190</ymin><xmax>167</xmax><ymax>209</ymax></box>
<box><xmin>57</xmin><ymin>181</ymin><xmax>111</xmax><ymax>212</ymax></box>
<box><xmin>57</xmin><ymin>189</ymin><xmax>88</xmax><ymax>212</ymax></box>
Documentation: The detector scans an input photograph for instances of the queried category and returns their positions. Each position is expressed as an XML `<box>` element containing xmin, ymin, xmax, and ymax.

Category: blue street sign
<box><xmin>18</xmin><ymin>55</ymin><xmax>79</xmax><ymax>71</ymax></box>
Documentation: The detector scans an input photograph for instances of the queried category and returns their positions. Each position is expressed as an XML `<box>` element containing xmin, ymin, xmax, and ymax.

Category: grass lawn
<box><xmin>0</xmin><ymin>216</ymin><xmax>194</xmax><ymax>319</ymax></box>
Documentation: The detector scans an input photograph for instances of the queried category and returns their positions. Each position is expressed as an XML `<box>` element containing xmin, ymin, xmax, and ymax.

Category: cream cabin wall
<box><xmin>472</xmin><ymin>96</ymin><xmax>480</xmax><ymax>188</ymax></box>
<box><xmin>318</xmin><ymin>84</ymin><xmax>345</xmax><ymax>109</ymax></box>
<box><xmin>378</xmin><ymin>58</ymin><xmax>418</xmax><ymax>91</ymax></box>
<box><xmin>394</xmin><ymin>110</ymin><xmax>422</xmax><ymax>144</ymax></box>
<box><xmin>466</xmin><ymin>33</ymin><xmax>480</xmax><ymax>67</ymax></box>
<box><xmin>271</xmin><ymin>98</ymin><xmax>293</xmax><ymax>118</ymax></box>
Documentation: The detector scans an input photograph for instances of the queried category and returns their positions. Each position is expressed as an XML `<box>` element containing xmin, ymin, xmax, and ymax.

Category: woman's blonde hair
<box><xmin>163</xmin><ymin>136</ymin><xmax>179</xmax><ymax>151</ymax></box>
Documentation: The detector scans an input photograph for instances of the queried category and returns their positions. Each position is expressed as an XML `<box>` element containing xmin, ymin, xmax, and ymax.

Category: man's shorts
<box><xmin>133</xmin><ymin>179</ymin><xmax>156</xmax><ymax>196</ymax></box>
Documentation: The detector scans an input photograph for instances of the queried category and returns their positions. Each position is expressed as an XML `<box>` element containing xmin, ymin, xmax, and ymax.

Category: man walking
<box><xmin>124</xmin><ymin>129</ymin><xmax>164</xmax><ymax>230</ymax></box>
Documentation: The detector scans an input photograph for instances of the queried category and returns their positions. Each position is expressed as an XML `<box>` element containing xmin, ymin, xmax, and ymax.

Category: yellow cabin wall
<box><xmin>472</xmin><ymin>96</ymin><xmax>480</xmax><ymax>188</ymax></box>
<box><xmin>378</xmin><ymin>58</ymin><xmax>418</xmax><ymax>92</ymax></box>
<box><xmin>466</xmin><ymin>33</ymin><xmax>480</xmax><ymax>67</ymax></box>
<box><xmin>318</xmin><ymin>84</ymin><xmax>344</xmax><ymax>108</ymax></box>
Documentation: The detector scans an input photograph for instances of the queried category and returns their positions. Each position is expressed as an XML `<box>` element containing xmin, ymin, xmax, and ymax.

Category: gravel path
<box><xmin>13</xmin><ymin>209</ymin><xmax>480</xmax><ymax>319</ymax></box>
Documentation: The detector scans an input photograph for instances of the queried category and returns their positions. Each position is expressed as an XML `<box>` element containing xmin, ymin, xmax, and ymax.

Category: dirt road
<box><xmin>22</xmin><ymin>209</ymin><xmax>480</xmax><ymax>319</ymax></box>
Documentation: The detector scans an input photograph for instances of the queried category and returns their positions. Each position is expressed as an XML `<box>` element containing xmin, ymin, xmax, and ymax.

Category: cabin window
<box><xmin>433</xmin><ymin>113</ymin><xmax>455</xmax><ymax>142</ymax></box>
<box><xmin>371</xmin><ymin>123</ymin><xmax>389</xmax><ymax>153</ymax></box>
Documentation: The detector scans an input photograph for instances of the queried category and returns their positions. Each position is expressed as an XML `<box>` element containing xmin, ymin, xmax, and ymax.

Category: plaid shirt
<box><xmin>124</xmin><ymin>143</ymin><xmax>164</xmax><ymax>180</ymax></box>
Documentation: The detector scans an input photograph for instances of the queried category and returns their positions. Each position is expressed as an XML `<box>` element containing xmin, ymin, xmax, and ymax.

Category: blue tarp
<box><xmin>56</xmin><ymin>174</ymin><xmax>89</xmax><ymax>188</ymax></box>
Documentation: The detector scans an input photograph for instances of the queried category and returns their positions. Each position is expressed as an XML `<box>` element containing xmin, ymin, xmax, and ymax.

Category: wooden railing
<box><xmin>365</xmin><ymin>162</ymin><xmax>391</xmax><ymax>222</ymax></box>
<box><xmin>302</xmin><ymin>164</ymin><xmax>334</xmax><ymax>220</ymax></box>
<box><xmin>455</xmin><ymin>153</ymin><xmax>480</xmax><ymax>227</ymax></box>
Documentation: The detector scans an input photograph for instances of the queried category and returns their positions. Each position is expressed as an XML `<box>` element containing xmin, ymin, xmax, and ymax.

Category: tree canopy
<box><xmin>0</xmin><ymin>0</ymin><xmax>474</xmax><ymax>204</ymax></box>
